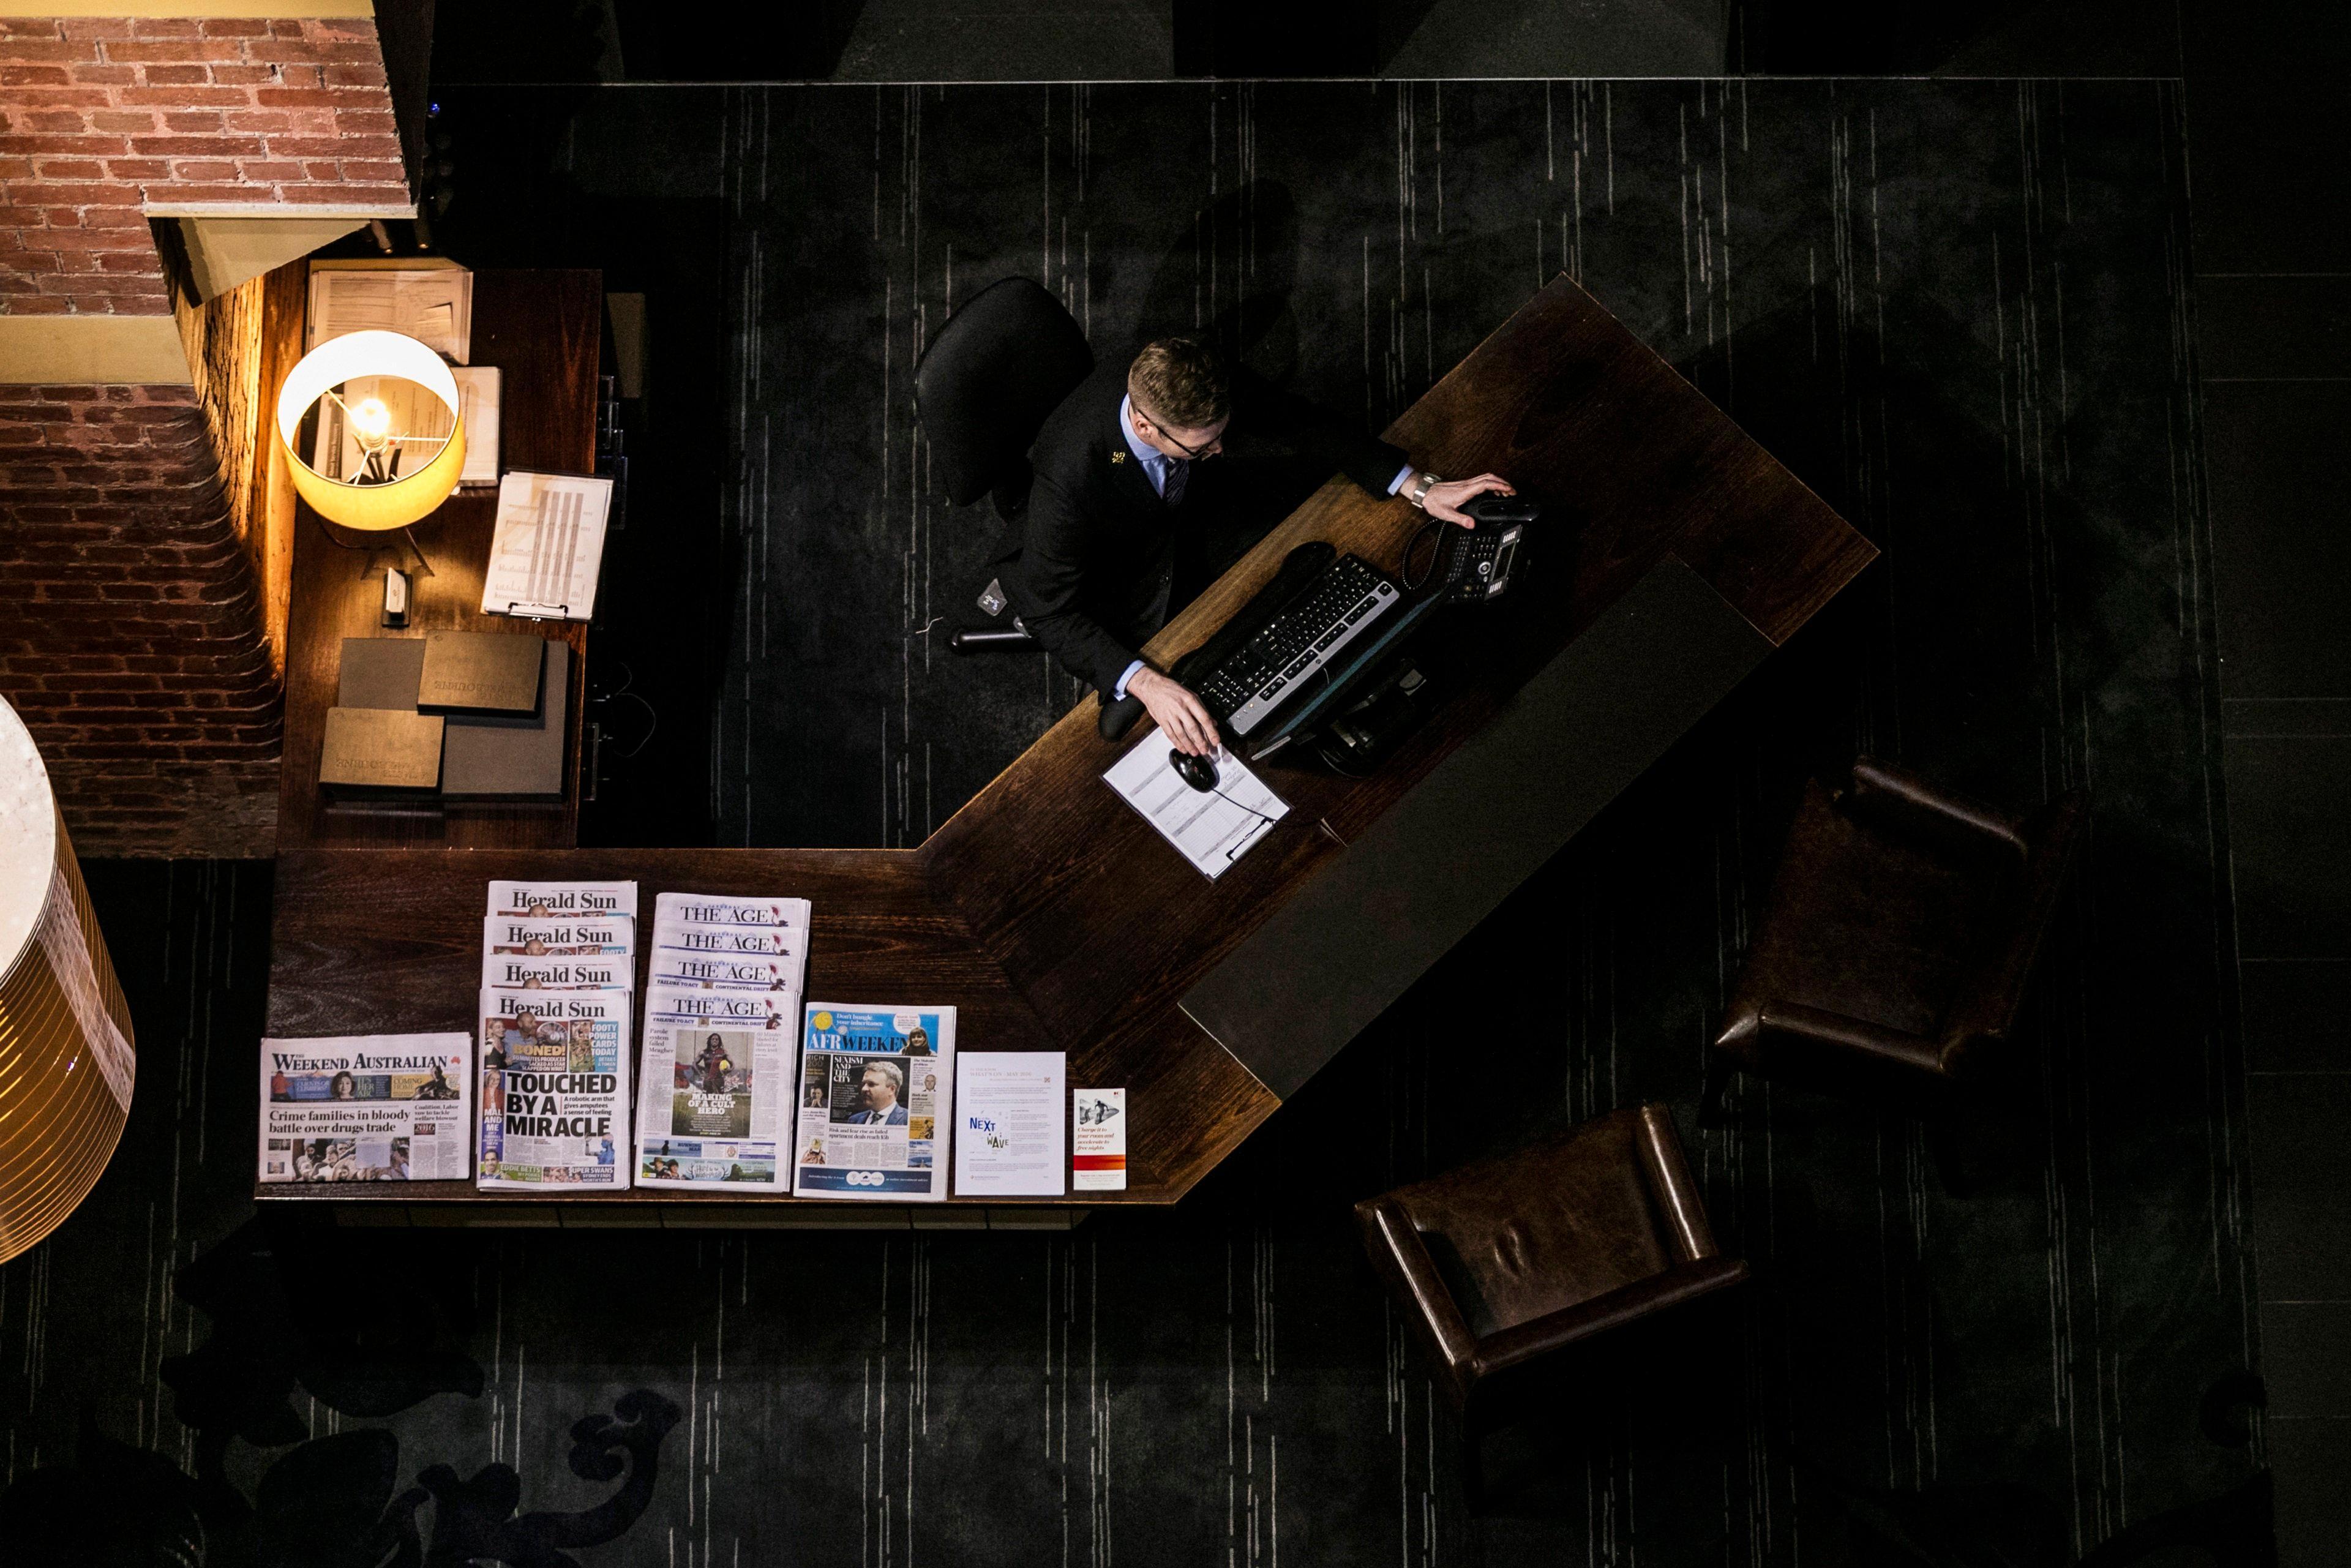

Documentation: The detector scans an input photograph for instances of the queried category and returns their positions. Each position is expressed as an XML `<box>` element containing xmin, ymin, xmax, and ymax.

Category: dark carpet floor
<box><xmin>0</xmin><ymin>80</ymin><xmax>2273</xmax><ymax>1567</ymax></box>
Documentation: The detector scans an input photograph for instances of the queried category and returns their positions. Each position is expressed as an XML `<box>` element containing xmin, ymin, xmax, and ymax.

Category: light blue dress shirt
<box><xmin>1111</xmin><ymin>395</ymin><xmax>1417</xmax><ymax>702</ymax></box>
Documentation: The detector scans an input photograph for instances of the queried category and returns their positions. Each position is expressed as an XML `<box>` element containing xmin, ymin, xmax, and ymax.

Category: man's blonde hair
<box><xmin>1128</xmin><ymin>336</ymin><xmax>1228</xmax><ymax>430</ymax></box>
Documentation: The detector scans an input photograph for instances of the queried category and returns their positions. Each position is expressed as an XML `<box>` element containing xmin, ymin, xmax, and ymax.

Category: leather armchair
<box><xmin>1355</xmin><ymin>1104</ymin><xmax>1747</xmax><ymax>1487</ymax></box>
<box><xmin>1704</xmin><ymin>757</ymin><xmax>2088</xmax><ymax>1157</ymax></box>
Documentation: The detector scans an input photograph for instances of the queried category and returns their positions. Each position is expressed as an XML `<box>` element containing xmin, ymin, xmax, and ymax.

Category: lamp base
<box><xmin>316</xmin><ymin>516</ymin><xmax>437</xmax><ymax>578</ymax></box>
<box><xmin>317</xmin><ymin>516</ymin><xmax>400</xmax><ymax>552</ymax></box>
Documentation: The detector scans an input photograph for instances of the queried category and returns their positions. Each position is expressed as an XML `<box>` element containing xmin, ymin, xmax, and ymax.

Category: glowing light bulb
<box><xmin>350</xmin><ymin>396</ymin><xmax>394</xmax><ymax>442</ymax></box>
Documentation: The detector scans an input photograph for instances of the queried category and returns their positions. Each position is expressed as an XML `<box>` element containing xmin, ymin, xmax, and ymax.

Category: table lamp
<box><xmin>275</xmin><ymin>328</ymin><xmax>467</xmax><ymax>535</ymax></box>
<box><xmin>0</xmin><ymin>694</ymin><xmax>136</xmax><ymax>1265</ymax></box>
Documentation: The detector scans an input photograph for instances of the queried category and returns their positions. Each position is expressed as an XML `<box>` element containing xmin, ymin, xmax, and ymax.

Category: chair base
<box><xmin>947</xmin><ymin>626</ymin><xmax>1039</xmax><ymax>653</ymax></box>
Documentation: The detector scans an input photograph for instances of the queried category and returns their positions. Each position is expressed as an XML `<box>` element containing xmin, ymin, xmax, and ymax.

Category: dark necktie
<box><xmin>1162</xmin><ymin>456</ymin><xmax>1188</xmax><ymax>509</ymax></box>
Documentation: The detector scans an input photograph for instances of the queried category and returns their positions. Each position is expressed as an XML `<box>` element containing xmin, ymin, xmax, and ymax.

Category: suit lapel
<box><xmin>1106</xmin><ymin>408</ymin><xmax>1164</xmax><ymax>508</ymax></box>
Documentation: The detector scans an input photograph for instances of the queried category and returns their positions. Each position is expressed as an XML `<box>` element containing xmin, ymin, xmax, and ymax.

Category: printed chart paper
<box><xmin>481</xmin><ymin>471</ymin><xmax>613</xmax><ymax>621</ymax></box>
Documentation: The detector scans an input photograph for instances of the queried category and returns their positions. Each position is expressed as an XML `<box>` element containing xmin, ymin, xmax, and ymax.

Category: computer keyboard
<box><xmin>1194</xmin><ymin>554</ymin><xmax>1400</xmax><ymax>735</ymax></box>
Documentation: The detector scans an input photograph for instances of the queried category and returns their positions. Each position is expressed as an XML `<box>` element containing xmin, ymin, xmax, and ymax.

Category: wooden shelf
<box><xmin>275</xmin><ymin>269</ymin><xmax>602</xmax><ymax>853</ymax></box>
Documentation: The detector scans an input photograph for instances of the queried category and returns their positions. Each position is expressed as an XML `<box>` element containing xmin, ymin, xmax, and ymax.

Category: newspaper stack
<box><xmin>478</xmin><ymin>880</ymin><xmax>638</xmax><ymax>1191</ymax></box>
<box><xmin>633</xmin><ymin>893</ymin><xmax>811</xmax><ymax>1191</ymax></box>
<box><xmin>792</xmin><ymin>1005</ymin><xmax>957</xmax><ymax>1202</ymax></box>
<box><xmin>258</xmin><ymin>1033</ymin><xmax>471</xmax><ymax>1182</ymax></box>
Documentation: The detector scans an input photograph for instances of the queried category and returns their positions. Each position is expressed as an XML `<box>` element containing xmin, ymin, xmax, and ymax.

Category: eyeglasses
<box><xmin>1136</xmin><ymin>408</ymin><xmax>1223</xmax><ymax>460</ymax></box>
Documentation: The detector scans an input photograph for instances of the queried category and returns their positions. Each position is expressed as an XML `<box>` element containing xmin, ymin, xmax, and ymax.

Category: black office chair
<box><xmin>915</xmin><ymin>277</ymin><xmax>1092</xmax><ymax>653</ymax></box>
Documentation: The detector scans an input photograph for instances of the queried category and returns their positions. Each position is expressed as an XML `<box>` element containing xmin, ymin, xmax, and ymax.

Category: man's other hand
<box><xmin>1128</xmin><ymin>667</ymin><xmax>1219</xmax><ymax>756</ymax></box>
<box><xmin>1422</xmin><ymin>473</ymin><xmax>1517</xmax><ymax>526</ymax></box>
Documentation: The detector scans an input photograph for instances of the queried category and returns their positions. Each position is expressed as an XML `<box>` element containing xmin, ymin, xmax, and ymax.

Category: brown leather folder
<box><xmin>319</xmin><ymin>707</ymin><xmax>443</xmax><ymax>795</ymax></box>
<box><xmin>417</xmin><ymin>629</ymin><xmax>546</xmax><ymax>715</ymax></box>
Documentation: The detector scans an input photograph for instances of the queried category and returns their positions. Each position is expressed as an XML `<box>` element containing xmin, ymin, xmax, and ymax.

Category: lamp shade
<box><xmin>274</xmin><ymin>328</ymin><xmax>468</xmax><ymax>531</ymax></box>
<box><xmin>0</xmin><ymin>696</ymin><xmax>135</xmax><ymax>1265</ymax></box>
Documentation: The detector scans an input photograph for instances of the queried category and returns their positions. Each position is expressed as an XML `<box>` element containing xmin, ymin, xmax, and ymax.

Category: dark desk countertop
<box><xmin>261</xmin><ymin>273</ymin><xmax>1875</xmax><ymax>1215</ymax></box>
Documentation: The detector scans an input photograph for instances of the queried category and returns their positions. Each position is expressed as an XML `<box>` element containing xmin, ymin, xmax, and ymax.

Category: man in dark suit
<box><xmin>999</xmin><ymin>336</ymin><xmax>1515</xmax><ymax>754</ymax></box>
<box><xmin>849</xmin><ymin>1061</ymin><xmax>909</xmax><ymax>1126</ymax></box>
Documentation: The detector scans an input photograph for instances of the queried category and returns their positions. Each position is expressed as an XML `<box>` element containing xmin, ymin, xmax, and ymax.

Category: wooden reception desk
<box><xmin>261</xmin><ymin>274</ymin><xmax>1875</xmax><ymax>1225</ymax></box>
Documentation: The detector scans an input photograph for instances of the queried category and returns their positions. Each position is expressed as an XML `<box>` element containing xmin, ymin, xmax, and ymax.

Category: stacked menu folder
<box><xmin>334</xmin><ymin>633</ymin><xmax>568</xmax><ymax>802</ymax></box>
<box><xmin>478</xmin><ymin>880</ymin><xmax>637</xmax><ymax>1191</ymax></box>
<box><xmin>634</xmin><ymin>893</ymin><xmax>811</xmax><ymax>1191</ymax></box>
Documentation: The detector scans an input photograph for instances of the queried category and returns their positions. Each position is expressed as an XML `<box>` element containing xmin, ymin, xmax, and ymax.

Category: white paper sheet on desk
<box><xmin>1103</xmin><ymin>735</ymin><xmax>1289</xmax><ymax>879</ymax></box>
<box><xmin>953</xmin><ymin>1052</ymin><xmax>1067</xmax><ymax>1197</ymax></box>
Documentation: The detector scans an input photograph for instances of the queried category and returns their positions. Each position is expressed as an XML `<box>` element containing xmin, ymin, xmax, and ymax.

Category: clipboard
<box><xmin>480</xmin><ymin>470</ymin><xmax>612</xmax><ymax>623</ymax></box>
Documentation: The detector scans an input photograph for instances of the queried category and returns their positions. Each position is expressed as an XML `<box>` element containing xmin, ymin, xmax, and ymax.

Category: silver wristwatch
<box><xmin>1408</xmin><ymin>471</ymin><xmax>1441</xmax><ymax>509</ymax></box>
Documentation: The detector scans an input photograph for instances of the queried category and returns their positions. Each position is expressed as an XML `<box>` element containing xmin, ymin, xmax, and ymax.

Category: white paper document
<box><xmin>953</xmin><ymin>1052</ymin><xmax>1067</xmax><ymax>1197</ymax></box>
<box><xmin>481</xmin><ymin>471</ymin><xmax>613</xmax><ymax>621</ymax></box>
<box><xmin>306</xmin><ymin>372</ymin><xmax>454</xmax><ymax>484</ymax></box>
<box><xmin>307</xmin><ymin>265</ymin><xmax>474</xmax><ymax>362</ymax></box>
<box><xmin>1103</xmin><ymin>737</ymin><xmax>1289</xmax><ymax>879</ymax></box>
<box><xmin>453</xmin><ymin>365</ymin><xmax>501</xmax><ymax>484</ymax></box>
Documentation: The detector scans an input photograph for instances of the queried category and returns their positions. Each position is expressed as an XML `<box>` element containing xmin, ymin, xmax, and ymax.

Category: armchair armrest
<box><xmin>1738</xmin><ymin>1000</ymin><xmax>1955</xmax><ymax>1082</ymax></box>
<box><xmin>1355</xmin><ymin>1195</ymin><xmax>1481</xmax><ymax>1400</ymax></box>
<box><xmin>1845</xmin><ymin>756</ymin><xmax>2030</xmax><ymax>858</ymax></box>
<box><xmin>1474</xmin><ymin>1256</ymin><xmax>1749</xmax><ymax>1379</ymax></box>
<box><xmin>1632</xmin><ymin>1103</ymin><xmax>1719</xmax><ymax>1263</ymax></box>
<box><xmin>1946</xmin><ymin>788</ymin><xmax>2090</xmax><ymax>1043</ymax></box>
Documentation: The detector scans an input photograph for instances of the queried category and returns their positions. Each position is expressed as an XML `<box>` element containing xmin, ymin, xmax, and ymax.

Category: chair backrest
<box><xmin>914</xmin><ymin>277</ymin><xmax>1093</xmax><ymax>509</ymax></box>
<box><xmin>1375</xmin><ymin>1106</ymin><xmax>1696</xmax><ymax>1338</ymax></box>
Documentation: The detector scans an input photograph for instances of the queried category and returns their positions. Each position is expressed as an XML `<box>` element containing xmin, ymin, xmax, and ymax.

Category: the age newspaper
<box><xmin>792</xmin><ymin>1005</ymin><xmax>956</xmax><ymax>1201</ymax></box>
<box><xmin>632</xmin><ymin>986</ymin><xmax>797</xmax><ymax>1188</ymax></box>
<box><xmin>629</xmin><ymin>891</ymin><xmax>811</xmax><ymax>1190</ymax></box>
<box><xmin>259</xmin><ymin>1033</ymin><xmax>471</xmax><ymax>1182</ymax></box>
<box><xmin>478</xmin><ymin>988</ymin><xmax>632</xmax><ymax>1190</ymax></box>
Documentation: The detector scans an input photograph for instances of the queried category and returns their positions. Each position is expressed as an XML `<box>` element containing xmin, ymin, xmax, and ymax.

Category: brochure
<box><xmin>953</xmin><ymin>1052</ymin><xmax>1066</xmax><ymax>1197</ymax></box>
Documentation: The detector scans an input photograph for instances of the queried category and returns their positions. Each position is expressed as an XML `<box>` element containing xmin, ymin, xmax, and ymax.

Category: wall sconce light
<box><xmin>0</xmin><ymin>696</ymin><xmax>136</xmax><ymax>1265</ymax></box>
<box><xmin>275</xmin><ymin>328</ymin><xmax>467</xmax><ymax>533</ymax></box>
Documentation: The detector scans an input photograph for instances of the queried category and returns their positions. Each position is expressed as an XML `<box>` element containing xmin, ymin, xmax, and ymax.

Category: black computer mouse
<box><xmin>1169</xmin><ymin>749</ymin><xmax>1219</xmax><ymax>792</ymax></box>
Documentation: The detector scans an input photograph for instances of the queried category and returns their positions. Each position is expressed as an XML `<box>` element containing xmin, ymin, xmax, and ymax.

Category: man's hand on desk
<box><xmin>1128</xmin><ymin>667</ymin><xmax>1220</xmax><ymax>756</ymax></box>
<box><xmin>1417</xmin><ymin>473</ymin><xmax>1517</xmax><ymax>526</ymax></box>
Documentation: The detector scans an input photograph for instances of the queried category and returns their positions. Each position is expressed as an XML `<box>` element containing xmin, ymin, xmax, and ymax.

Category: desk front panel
<box><xmin>263</xmin><ymin>847</ymin><xmax>1255</xmax><ymax>1205</ymax></box>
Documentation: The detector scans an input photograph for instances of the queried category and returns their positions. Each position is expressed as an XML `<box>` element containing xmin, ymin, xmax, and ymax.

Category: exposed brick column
<box><xmin>0</xmin><ymin>14</ymin><xmax>404</xmax><ymax>314</ymax></box>
<box><xmin>0</xmin><ymin>15</ymin><xmax>406</xmax><ymax>855</ymax></box>
<box><xmin>1</xmin><ymin>383</ymin><xmax>282</xmax><ymax>853</ymax></box>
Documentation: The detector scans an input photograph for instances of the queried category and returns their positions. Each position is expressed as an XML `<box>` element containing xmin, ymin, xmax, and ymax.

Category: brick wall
<box><xmin>176</xmin><ymin>256</ymin><xmax>304</xmax><ymax>675</ymax></box>
<box><xmin>0</xmin><ymin>382</ymin><xmax>282</xmax><ymax>853</ymax></box>
<box><xmin>0</xmin><ymin>16</ymin><xmax>404</xmax><ymax>856</ymax></box>
<box><xmin>0</xmin><ymin>14</ymin><xmax>403</xmax><ymax>316</ymax></box>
